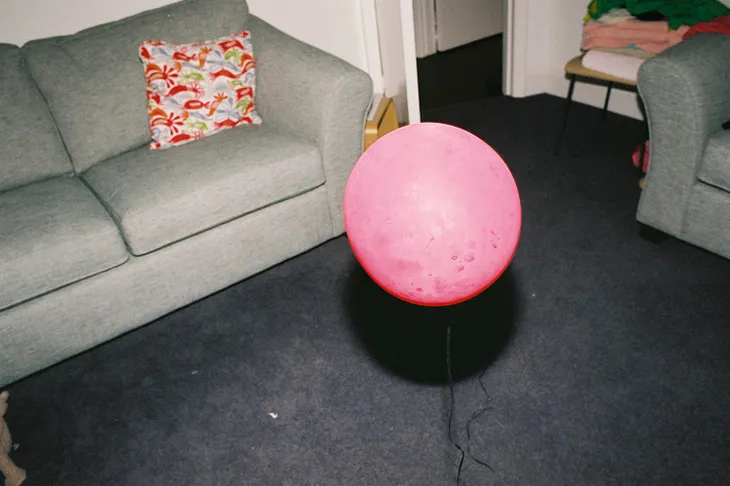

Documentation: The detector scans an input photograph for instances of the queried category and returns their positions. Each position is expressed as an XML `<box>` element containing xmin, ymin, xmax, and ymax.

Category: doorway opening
<box><xmin>413</xmin><ymin>0</ymin><xmax>505</xmax><ymax>112</ymax></box>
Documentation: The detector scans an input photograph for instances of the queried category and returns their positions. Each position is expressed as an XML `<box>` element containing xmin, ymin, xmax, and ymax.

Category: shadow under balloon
<box><xmin>344</xmin><ymin>261</ymin><xmax>518</xmax><ymax>385</ymax></box>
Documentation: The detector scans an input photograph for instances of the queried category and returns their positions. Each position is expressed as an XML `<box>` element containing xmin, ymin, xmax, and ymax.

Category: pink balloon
<box><xmin>344</xmin><ymin>122</ymin><xmax>521</xmax><ymax>307</ymax></box>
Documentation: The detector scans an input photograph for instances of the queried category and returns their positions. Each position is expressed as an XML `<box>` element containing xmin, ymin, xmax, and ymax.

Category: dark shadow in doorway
<box><xmin>417</xmin><ymin>34</ymin><xmax>503</xmax><ymax>111</ymax></box>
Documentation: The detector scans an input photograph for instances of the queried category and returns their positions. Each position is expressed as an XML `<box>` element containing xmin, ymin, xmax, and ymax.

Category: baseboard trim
<box><xmin>545</xmin><ymin>73</ymin><xmax>644</xmax><ymax>120</ymax></box>
<box><xmin>516</xmin><ymin>73</ymin><xmax>644</xmax><ymax>121</ymax></box>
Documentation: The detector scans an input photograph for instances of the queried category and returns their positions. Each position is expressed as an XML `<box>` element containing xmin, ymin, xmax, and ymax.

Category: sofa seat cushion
<box><xmin>698</xmin><ymin>129</ymin><xmax>730</xmax><ymax>192</ymax></box>
<box><xmin>83</xmin><ymin>125</ymin><xmax>325</xmax><ymax>256</ymax></box>
<box><xmin>0</xmin><ymin>177</ymin><xmax>129</xmax><ymax>311</ymax></box>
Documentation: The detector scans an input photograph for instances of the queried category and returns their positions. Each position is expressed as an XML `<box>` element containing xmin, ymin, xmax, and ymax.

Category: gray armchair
<box><xmin>637</xmin><ymin>33</ymin><xmax>730</xmax><ymax>259</ymax></box>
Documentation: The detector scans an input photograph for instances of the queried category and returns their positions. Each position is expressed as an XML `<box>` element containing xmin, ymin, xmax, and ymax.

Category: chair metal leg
<box><xmin>554</xmin><ymin>75</ymin><xmax>576</xmax><ymax>156</ymax></box>
<box><xmin>602</xmin><ymin>82</ymin><xmax>613</xmax><ymax>120</ymax></box>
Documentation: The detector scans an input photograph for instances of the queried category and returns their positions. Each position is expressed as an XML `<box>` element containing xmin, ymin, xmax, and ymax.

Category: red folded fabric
<box><xmin>582</xmin><ymin>19</ymin><xmax>688</xmax><ymax>53</ymax></box>
<box><xmin>683</xmin><ymin>15</ymin><xmax>730</xmax><ymax>39</ymax></box>
<box><xmin>633</xmin><ymin>140</ymin><xmax>650</xmax><ymax>173</ymax></box>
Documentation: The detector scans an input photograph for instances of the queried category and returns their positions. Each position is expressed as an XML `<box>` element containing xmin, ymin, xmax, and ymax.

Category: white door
<box><xmin>502</xmin><ymin>0</ymin><xmax>512</xmax><ymax>95</ymax></box>
<box><xmin>435</xmin><ymin>0</ymin><xmax>503</xmax><ymax>51</ymax></box>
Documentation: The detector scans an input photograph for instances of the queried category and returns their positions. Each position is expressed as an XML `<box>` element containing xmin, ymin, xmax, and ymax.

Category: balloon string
<box><xmin>446</xmin><ymin>323</ymin><xmax>466</xmax><ymax>485</ymax></box>
<box><xmin>466</xmin><ymin>370</ymin><xmax>495</xmax><ymax>474</ymax></box>
<box><xmin>446</xmin><ymin>323</ymin><xmax>495</xmax><ymax>486</ymax></box>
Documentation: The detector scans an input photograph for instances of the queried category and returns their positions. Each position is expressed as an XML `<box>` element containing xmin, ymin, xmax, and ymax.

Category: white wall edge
<box><xmin>359</xmin><ymin>0</ymin><xmax>385</xmax><ymax>94</ymax></box>
<box><xmin>400</xmin><ymin>0</ymin><xmax>422</xmax><ymax>124</ymax></box>
<box><xmin>508</xmin><ymin>0</ymin><xmax>528</xmax><ymax>98</ymax></box>
<box><xmin>502</xmin><ymin>0</ymin><xmax>513</xmax><ymax>96</ymax></box>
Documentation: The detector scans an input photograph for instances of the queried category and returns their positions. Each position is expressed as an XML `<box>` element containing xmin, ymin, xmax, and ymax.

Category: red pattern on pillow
<box><xmin>139</xmin><ymin>31</ymin><xmax>262</xmax><ymax>150</ymax></box>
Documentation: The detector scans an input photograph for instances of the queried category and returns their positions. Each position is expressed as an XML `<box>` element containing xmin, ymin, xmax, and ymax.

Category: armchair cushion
<box><xmin>83</xmin><ymin>125</ymin><xmax>324</xmax><ymax>256</ymax></box>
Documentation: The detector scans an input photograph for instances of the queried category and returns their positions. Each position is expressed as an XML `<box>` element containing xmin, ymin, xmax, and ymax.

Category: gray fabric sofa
<box><xmin>636</xmin><ymin>33</ymin><xmax>730</xmax><ymax>259</ymax></box>
<box><xmin>0</xmin><ymin>0</ymin><xmax>372</xmax><ymax>387</ymax></box>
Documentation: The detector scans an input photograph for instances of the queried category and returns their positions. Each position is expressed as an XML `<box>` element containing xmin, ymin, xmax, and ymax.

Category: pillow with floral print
<box><xmin>139</xmin><ymin>31</ymin><xmax>262</xmax><ymax>150</ymax></box>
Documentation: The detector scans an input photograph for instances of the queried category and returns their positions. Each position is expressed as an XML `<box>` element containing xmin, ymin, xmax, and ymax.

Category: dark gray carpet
<box><xmin>6</xmin><ymin>95</ymin><xmax>730</xmax><ymax>485</ymax></box>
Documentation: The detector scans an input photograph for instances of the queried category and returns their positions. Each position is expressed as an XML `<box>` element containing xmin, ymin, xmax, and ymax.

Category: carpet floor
<box><xmin>6</xmin><ymin>95</ymin><xmax>730</xmax><ymax>485</ymax></box>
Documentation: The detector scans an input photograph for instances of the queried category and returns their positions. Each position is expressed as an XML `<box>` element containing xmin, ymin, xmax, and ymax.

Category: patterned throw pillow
<box><xmin>139</xmin><ymin>31</ymin><xmax>262</xmax><ymax>150</ymax></box>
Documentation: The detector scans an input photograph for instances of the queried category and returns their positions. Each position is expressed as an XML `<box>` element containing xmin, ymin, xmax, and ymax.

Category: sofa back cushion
<box><xmin>0</xmin><ymin>44</ymin><xmax>73</xmax><ymax>193</ymax></box>
<box><xmin>21</xmin><ymin>0</ymin><xmax>250</xmax><ymax>173</ymax></box>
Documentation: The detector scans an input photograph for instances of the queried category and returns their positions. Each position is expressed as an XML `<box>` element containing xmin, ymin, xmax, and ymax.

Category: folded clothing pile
<box><xmin>580</xmin><ymin>0</ymin><xmax>730</xmax><ymax>81</ymax></box>
<box><xmin>586</xmin><ymin>0</ymin><xmax>730</xmax><ymax>29</ymax></box>
<box><xmin>583</xmin><ymin>9</ymin><xmax>688</xmax><ymax>54</ymax></box>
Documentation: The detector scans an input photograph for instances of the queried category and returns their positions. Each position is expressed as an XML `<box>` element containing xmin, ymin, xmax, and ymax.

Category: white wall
<box><xmin>528</xmin><ymin>0</ymin><xmax>730</xmax><ymax>118</ymax></box>
<box><xmin>515</xmin><ymin>0</ymin><xmax>643</xmax><ymax>120</ymax></box>
<box><xmin>0</xmin><ymin>0</ymin><xmax>178</xmax><ymax>45</ymax></box>
<box><xmin>247</xmin><ymin>0</ymin><xmax>380</xmax><ymax>90</ymax></box>
<box><xmin>0</xmin><ymin>0</ymin><xmax>383</xmax><ymax>93</ymax></box>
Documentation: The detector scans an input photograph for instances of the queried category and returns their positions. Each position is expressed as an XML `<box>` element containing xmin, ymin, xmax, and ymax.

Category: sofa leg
<box><xmin>638</xmin><ymin>224</ymin><xmax>669</xmax><ymax>243</ymax></box>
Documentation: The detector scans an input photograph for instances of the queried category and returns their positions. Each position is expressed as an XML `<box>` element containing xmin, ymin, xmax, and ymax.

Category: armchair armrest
<box><xmin>637</xmin><ymin>33</ymin><xmax>730</xmax><ymax>234</ymax></box>
<box><xmin>248</xmin><ymin>16</ymin><xmax>374</xmax><ymax>235</ymax></box>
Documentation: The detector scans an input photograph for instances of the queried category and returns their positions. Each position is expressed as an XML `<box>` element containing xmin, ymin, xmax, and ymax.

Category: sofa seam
<box><xmin>77</xmin><ymin>176</ymin><xmax>132</xmax><ymax>255</ymax></box>
<box><xmin>0</xmin><ymin>252</ymin><xmax>130</xmax><ymax>315</ymax></box>
<box><xmin>18</xmin><ymin>47</ymin><xmax>77</xmax><ymax>178</ymax></box>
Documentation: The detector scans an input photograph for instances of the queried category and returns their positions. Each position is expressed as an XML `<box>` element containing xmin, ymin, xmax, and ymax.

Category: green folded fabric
<box><xmin>587</xmin><ymin>0</ymin><xmax>730</xmax><ymax>29</ymax></box>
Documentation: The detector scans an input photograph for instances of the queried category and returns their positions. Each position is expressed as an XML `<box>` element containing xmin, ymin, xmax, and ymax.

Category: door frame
<box><xmin>374</xmin><ymin>0</ymin><xmax>528</xmax><ymax>125</ymax></box>
<box><xmin>359</xmin><ymin>0</ymin><xmax>385</xmax><ymax>94</ymax></box>
<box><xmin>400</xmin><ymin>0</ymin><xmax>421</xmax><ymax>123</ymax></box>
<box><xmin>413</xmin><ymin>0</ymin><xmax>437</xmax><ymax>58</ymax></box>
<box><xmin>504</xmin><ymin>0</ymin><xmax>528</xmax><ymax>97</ymax></box>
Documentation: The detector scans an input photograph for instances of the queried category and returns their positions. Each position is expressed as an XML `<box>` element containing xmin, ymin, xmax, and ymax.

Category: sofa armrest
<box><xmin>248</xmin><ymin>16</ymin><xmax>374</xmax><ymax>235</ymax></box>
<box><xmin>637</xmin><ymin>33</ymin><xmax>730</xmax><ymax>234</ymax></box>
